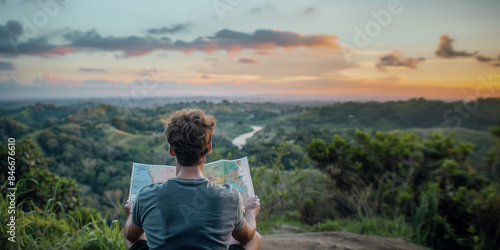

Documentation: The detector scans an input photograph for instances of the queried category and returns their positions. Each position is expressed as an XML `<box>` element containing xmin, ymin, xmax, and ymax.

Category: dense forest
<box><xmin>1</xmin><ymin>98</ymin><xmax>499</xmax><ymax>249</ymax></box>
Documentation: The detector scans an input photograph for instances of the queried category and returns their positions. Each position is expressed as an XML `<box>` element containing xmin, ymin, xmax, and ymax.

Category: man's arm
<box><xmin>232</xmin><ymin>196</ymin><xmax>260</xmax><ymax>245</ymax></box>
<box><xmin>123</xmin><ymin>201</ymin><xmax>145</xmax><ymax>242</ymax></box>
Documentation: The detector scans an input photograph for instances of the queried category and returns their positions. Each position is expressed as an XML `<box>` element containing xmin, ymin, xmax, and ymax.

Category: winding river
<box><xmin>232</xmin><ymin>125</ymin><xmax>263</xmax><ymax>149</ymax></box>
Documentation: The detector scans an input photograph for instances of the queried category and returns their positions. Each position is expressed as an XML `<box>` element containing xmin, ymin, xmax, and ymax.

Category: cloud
<box><xmin>376</xmin><ymin>50</ymin><xmax>425</xmax><ymax>70</ymax></box>
<box><xmin>33</xmin><ymin>74</ymin><xmax>80</xmax><ymax>86</ymax></box>
<box><xmin>146</xmin><ymin>24</ymin><xmax>189</xmax><ymax>35</ymax></box>
<box><xmin>0</xmin><ymin>20</ymin><xmax>76</xmax><ymax>57</ymax></box>
<box><xmin>0</xmin><ymin>20</ymin><xmax>22</xmax><ymax>36</ymax></box>
<box><xmin>303</xmin><ymin>7</ymin><xmax>315</xmax><ymax>14</ymax></box>
<box><xmin>0</xmin><ymin>61</ymin><xmax>14</xmax><ymax>70</ymax></box>
<box><xmin>62</xmin><ymin>28</ymin><xmax>340</xmax><ymax>57</ymax></box>
<box><xmin>476</xmin><ymin>54</ymin><xmax>500</xmax><ymax>66</ymax></box>
<box><xmin>63</xmin><ymin>29</ymin><xmax>173</xmax><ymax>57</ymax></box>
<box><xmin>476</xmin><ymin>55</ymin><xmax>493</xmax><ymax>62</ymax></box>
<box><xmin>436</xmin><ymin>34</ymin><xmax>477</xmax><ymax>58</ymax></box>
<box><xmin>238</xmin><ymin>58</ymin><xmax>259</xmax><ymax>64</ymax></box>
<box><xmin>255</xmin><ymin>50</ymin><xmax>277</xmax><ymax>55</ymax></box>
<box><xmin>138</xmin><ymin>67</ymin><xmax>162</xmax><ymax>77</ymax></box>
<box><xmin>79</xmin><ymin>68</ymin><xmax>107</xmax><ymax>72</ymax></box>
<box><xmin>250</xmin><ymin>7</ymin><xmax>261</xmax><ymax>13</ymax></box>
<box><xmin>0</xmin><ymin>79</ymin><xmax>23</xmax><ymax>91</ymax></box>
<box><xmin>172</xmin><ymin>29</ymin><xmax>340</xmax><ymax>54</ymax></box>
<box><xmin>2</xmin><ymin>25</ymin><xmax>340</xmax><ymax>58</ymax></box>
<box><xmin>250</xmin><ymin>4</ymin><xmax>274</xmax><ymax>13</ymax></box>
<box><xmin>201</xmin><ymin>75</ymin><xmax>211</xmax><ymax>79</ymax></box>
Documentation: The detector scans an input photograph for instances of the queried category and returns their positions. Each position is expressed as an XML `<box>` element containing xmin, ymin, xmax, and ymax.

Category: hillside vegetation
<box><xmin>0</xmin><ymin>98</ymin><xmax>499</xmax><ymax>249</ymax></box>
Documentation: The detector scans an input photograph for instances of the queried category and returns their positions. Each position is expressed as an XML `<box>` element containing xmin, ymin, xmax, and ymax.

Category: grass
<box><xmin>257</xmin><ymin>217</ymin><xmax>311</xmax><ymax>234</ymax></box>
<box><xmin>100</xmin><ymin>124</ymin><xmax>148</xmax><ymax>149</ymax></box>
<box><xmin>99</xmin><ymin>123</ymin><xmax>170</xmax><ymax>154</ymax></box>
<box><xmin>1</xmin><ymin>174</ymin><xmax>428</xmax><ymax>249</ymax></box>
<box><xmin>2</xmin><ymin>176</ymin><xmax>419</xmax><ymax>249</ymax></box>
<box><xmin>258</xmin><ymin>216</ymin><xmax>418</xmax><ymax>245</ymax></box>
<box><xmin>22</xmin><ymin>129</ymin><xmax>45</xmax><ymax>153</ymax></box>
<box><xmin>1</xmin><ymin>190</ymin><xmax>126</xmax><ymax>250</ymax></box>
<box><xmin>313</xmin><ymin>216</ymin><xmax>415</xmax><ymax>241</ymax></box>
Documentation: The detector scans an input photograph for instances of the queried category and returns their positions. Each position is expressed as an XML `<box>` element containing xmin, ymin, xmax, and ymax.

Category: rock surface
<box><xmin>260</xmin><ymin>232</ymin><xmax>426</xmax><ymax>250</ymax></box>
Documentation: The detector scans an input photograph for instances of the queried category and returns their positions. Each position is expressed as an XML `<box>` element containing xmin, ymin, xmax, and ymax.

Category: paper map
<box><xmin>128</xmin><ymin>157</ymin><xmax>255</xmax><ymax>201</ymax></box>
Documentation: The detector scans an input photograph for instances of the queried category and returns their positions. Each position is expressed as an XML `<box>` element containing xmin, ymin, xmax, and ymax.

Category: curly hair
<box><xmin>164</xmin><ymin>109</ymin><xmax>216</xmax><ymax>166</ymax></box>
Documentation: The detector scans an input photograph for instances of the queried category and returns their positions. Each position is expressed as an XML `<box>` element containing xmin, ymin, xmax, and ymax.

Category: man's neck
<box><xmin>176</xmin><ymin>163</ymin><xmax>205</xmax><ymax>179</ymax></box>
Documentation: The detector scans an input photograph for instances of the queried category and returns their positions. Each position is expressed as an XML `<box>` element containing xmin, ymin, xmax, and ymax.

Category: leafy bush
<box><xmin>308</xmin><ymin>130</ymin><xmax>500</xmax><ymax>249</ymax></box>
<box><xmin>0</xmin><ymin>139</ymin><xmax>81</xmax><ymax>212</ymax></box>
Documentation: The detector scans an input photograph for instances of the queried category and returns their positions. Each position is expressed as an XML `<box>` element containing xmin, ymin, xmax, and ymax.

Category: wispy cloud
<box><xmin>62</xmin><ymin>28</ymin><xmax>340</xmax><ymax>57</ymax></box>
<box><xmin>436</xmin><ymin>34</ymin><xmax>477</xmax><ymax>58</ymax></box>
<box><xmin>376</xmin><ymin>50</ymin><xmax>425</xmax><ymax>70</ymax></box>
<box><xmin>3</xmin><ymin>23</ymin><xmax>341</xmax><ymax>58</ymax></box>
<box><xmin>79</xmin><ymin>68</ymin><xmax>107</xmax><ymax>72</ymax></box>
<box><xmin>476</xmin><ymin>54</ymin><xmax>500</xmax><ymax>67</ymax></box>
<box><xmin>169</xmin><ymin>29</ymin><xmax>340</xmax><ymax>54</ymax></box>
<box><xmin>63</xmin><ymin>29</ymin><xmax>170</xmax><ymax>57</ymax></box>
<box><xmin>0</xmin><ymin>60</ymin><xmax>14</xmax><ymax>70</ymax></box>
<box><xmin>0</xmin><ymin>20</ymin><xmax>77</xmax><ymax>57</ymax></box>
<box><xmin>477</xmin><ymin>55</ymin><xmax>493</xmax><ymax>62</ymax></box>
<box><xmin>303</xmin><ymin>7</ymin><xmax>315</xmax><ymax>14</ymax></box>
<box><xmin>146</xmin><ymin>24</ymin><xmax>189</xmax><ymax>35</ymax></box>
<box><xmin>254</xmin><ymin>50</ymin><xmax>275</xmax><ymax>55</ymax></box>
<box><xmin>250</xmin><ymin>7</ymin><xmax>261</xmax><ymax>13</ymax></box>
<box><xmin>33</xmin><ymin>74</ymin><xmax>80</xmax><ymax>86</ymax></box>
<box><xmin>238</xmin><ymin>58</ymin><xmax>259</xmax><ymax>64</ymax></box>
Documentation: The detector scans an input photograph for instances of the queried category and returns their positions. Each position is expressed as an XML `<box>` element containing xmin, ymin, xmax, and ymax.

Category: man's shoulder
<box><xmin>139</xmin><ymin>182</ymin><xmax>162</xmax><ymax>192</ymax></box>
<box><xmin>220</xmin><ymin>183</ymin><xmax>240</xmax><ymax>194</ymax></box>
<box><xmin>136</xmin><ymin>182</ymin><xmax>165</xmax><ymax>201</ymax></box>
<box><xmin>209</xmin><ymin>182</ymin><xmax>242</xmax><ymax>201</ymax></box>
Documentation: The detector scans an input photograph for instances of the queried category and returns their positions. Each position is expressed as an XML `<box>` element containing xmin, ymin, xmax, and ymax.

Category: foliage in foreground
<box><xmin>2</xmin><ymin>128</ymin><xmax>500</xmax><ymax>249</ymax></box>
<box><xmin>0</xmin><ymin>139</ymin><xmax>125</xmax><ymax>249</ymax></box>
<box><xmin>0</xmin><ymin>194</ymin><xmax>125</xmax><ymax>250</ymax></box>
<box><xmin>0</xmin><ymin>139</ymin><xmax>81</xmax><ymax>213</ymax></box>
<box><xmin>307</xmin><ymin>128</ymin><xmax>500</xmax><ymax>249</ymax></box>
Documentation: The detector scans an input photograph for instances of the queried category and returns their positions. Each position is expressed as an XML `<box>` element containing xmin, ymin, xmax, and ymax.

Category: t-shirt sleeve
<box><xmin>234</xmin><ymin>192</ymin><xmax>245</xmax><ymax>230</ymax></box>
<box><xmin>131</xmin><ymin>195</ymin><xmax>143</xmax><ymax>229</ymax></box>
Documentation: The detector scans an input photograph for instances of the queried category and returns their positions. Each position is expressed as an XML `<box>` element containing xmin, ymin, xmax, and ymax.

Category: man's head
<box><xmin>165</xmin><ymin>108</ymin><xmax>216</xmax><ymax>166</ymax></box>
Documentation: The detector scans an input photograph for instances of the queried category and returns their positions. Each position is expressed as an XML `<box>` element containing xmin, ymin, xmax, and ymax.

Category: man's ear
<box><xmin>168</xmin><ymin>144</ymin><xmax>175</xmax><ymax>156</ymax></box>
<box><xmin>207</xmin><ymin>142</ymin><xmax>212</xmax><ymax>154</ymax></box>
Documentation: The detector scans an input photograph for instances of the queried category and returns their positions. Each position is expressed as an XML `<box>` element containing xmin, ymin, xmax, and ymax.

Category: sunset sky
<box><xmin>0</xmin><ymin>0</ymin><xmax>499</xmax><ymax>101</ymax></box>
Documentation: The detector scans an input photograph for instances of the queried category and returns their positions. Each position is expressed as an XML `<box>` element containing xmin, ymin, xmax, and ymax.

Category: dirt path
<box><xmin>260</xmin><ymin>232</ymin><xmax>426</xmax><ymax>250</ymax></box>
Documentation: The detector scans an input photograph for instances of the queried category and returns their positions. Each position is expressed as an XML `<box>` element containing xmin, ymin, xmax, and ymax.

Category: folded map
<box><xmin>128</xmin><ymin>157</ymin><xmax>255</xmax><ymax>201</ymax></box>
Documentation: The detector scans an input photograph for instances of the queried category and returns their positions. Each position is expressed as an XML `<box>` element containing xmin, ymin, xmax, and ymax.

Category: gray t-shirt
<box><xmin>132</xmin><ymin>177</ymin><xmax>245</xmax><ymax>250</ymax></box>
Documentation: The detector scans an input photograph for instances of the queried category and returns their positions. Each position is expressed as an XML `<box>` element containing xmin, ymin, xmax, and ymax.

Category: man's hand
<box><xmin>232</xmin><ymin>196</ymin><xmax>260</xmax><ymax>244</ymax></box>
<box><xmin>124</xmin><ymin>200</ymin><xmax>133</xmax><ymax>215</ymax></box>
<box><xmin>124</xmin><ymin>200</ymin><xmax>145</xmax><ymax>242</ymax></box>
<box><xmin>244</xmin><ymin>196</ymin><xmax>260</xmax><ymax>217</ymax></box>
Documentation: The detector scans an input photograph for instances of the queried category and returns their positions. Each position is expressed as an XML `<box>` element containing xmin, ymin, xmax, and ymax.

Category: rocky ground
<box><xmin>260</xmin><ymin>231</ymin><xmax>426</xmax><ymax>250</ymax></box>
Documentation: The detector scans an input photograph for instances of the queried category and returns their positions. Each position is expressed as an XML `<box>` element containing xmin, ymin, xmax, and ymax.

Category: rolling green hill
<box><xmin>0</xmin><ymin>98</ymin><xmax>498</xmax><ymax>212</ymax></box>
<box><xmin>1</xmin><ymin>98</ymin><xmax>499</xmax><ymax>249</ymax></box>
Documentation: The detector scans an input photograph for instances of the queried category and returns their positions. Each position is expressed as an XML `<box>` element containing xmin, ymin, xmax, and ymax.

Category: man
<box><xmin>124</xmin><ymin>108</ymin><xmax>261</xmax><ymax>250</ymax></box>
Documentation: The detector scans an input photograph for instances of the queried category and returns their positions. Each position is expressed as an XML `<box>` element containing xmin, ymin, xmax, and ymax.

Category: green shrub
<box><xmin>308</xmin><ymin>130</ymin><xmax>499</xmax><ymax>249</ymax></box>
